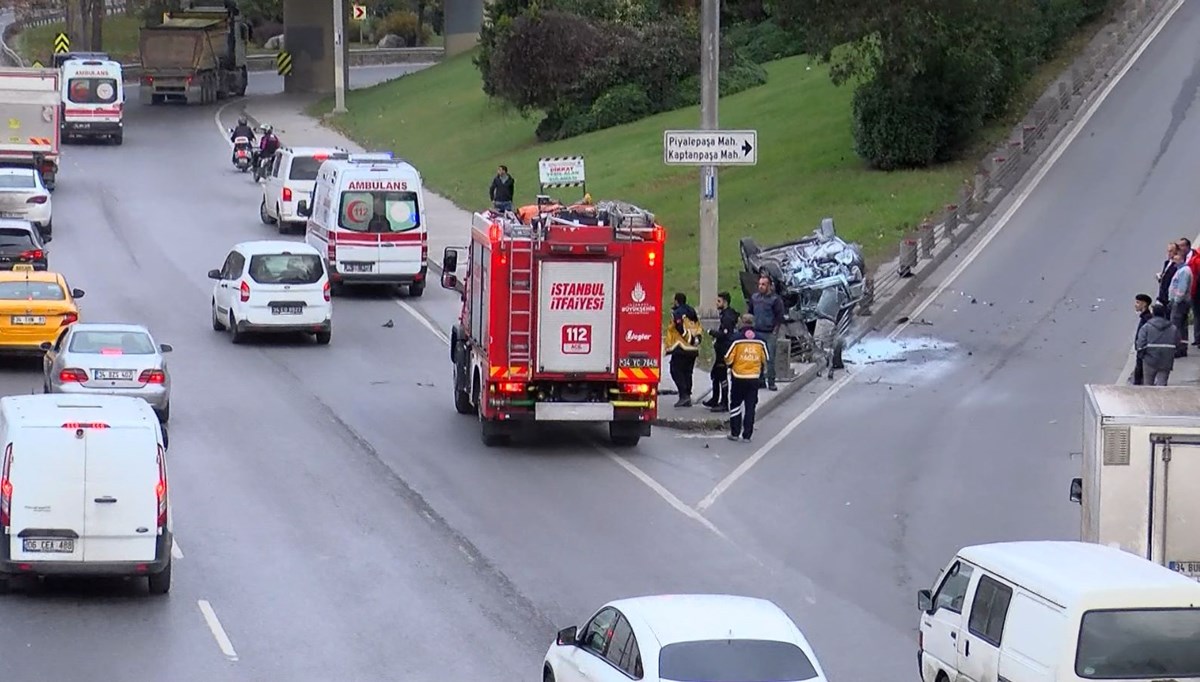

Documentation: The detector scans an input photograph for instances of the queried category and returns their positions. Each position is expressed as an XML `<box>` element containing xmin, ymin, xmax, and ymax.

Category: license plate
<box><xmin>73</xmin><ymin>123</ymin><xmax>91</xmax><ymax>129</ymax></box>
<box><xmin>1168</xmin><ymin>560</ymin><xmax>1200</xmax><ymax>578</ymax></box>
<box><xmin>11</xmin><ymin>315</ymin><xmax>44</xmax><ymax>325</ymax></box>
<box><xmin>23</xmin><ymin>538</ymin><xmax>74</xmax><ymax>553</ymax></box>
<box><xmin>342</xmin><ymin>263</ymin><xmax>373</xmax><ymax>273</ymax></box>
<box><xmin>94</xmin><ymin>369</ymin><xmax>134</xmax><ymax>380</ymax></box>
<box><xmin>0</xmin><ymin>212</ymin><xmax>22</xmax><ymax>218</ymax></box>
<box><xmin>271</xmin><ymin>305</ymin><xmax>303</xmax><ymax>315</ymax></box>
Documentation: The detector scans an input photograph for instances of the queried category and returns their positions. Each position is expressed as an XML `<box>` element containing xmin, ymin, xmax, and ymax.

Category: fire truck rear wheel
<box><xmin>453</xmin><ymin>362</ymin><xmax>475</xmax><ymax>415</ymax></box>
<box><xmin>608</xmin><ymin>422</ymin><xmax>641</xmax><ymax>448</ymax></box>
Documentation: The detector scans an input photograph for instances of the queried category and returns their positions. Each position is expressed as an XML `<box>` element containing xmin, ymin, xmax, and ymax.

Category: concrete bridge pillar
<box><xmin>281</xmin><ymin>0</ymin><xmax>349</xmax><ymax>95</ymax></box>
<box><xmin>444</xmin><ymin>0</ymin><xmax>485</xmax><ymax>57</ymax></box>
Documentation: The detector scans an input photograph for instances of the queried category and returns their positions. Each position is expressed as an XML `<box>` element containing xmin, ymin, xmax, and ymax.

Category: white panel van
<box><xmin>917</xmin><ymin>541</ymin><xmax>1200</xmax><ymax>682</ymax></box>
<box><xmin>0</xmin><ymin>394</ymin><xmax>172</xmax><ymax>594</ymax></box>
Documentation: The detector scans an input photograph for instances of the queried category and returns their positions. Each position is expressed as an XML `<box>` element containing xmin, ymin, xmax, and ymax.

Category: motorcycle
<box><xmin>252</xmin><ymin>149</ymin><xmax>268</xmax><ymax>182</ymax></box>
<box><xmin>231</xmin><ymin>135</ymin><xmax>252</xmax><ymax>172</ymax></box>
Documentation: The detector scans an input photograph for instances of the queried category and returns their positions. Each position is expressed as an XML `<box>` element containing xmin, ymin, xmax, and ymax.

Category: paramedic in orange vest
<box><xmin>665</xmin><ymin>292</ymin><xmax>700</xmax><ymax>407</ymax></box>
<box><xmin>725</xmin><ymin>314</ymin><xmax>769</xmax><ymax>443</ymax></box>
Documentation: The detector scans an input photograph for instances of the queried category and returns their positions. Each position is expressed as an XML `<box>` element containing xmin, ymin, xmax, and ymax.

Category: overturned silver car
<box><xmin>738</xmin><ymin>218</ymin><xmax>866</xmax><ymax>371</ymax></box>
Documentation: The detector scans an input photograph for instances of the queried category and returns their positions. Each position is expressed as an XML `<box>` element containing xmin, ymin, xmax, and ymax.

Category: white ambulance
<box><xmin>298</xmin><ymin>152</ymin><xmax>429</xmax><ymax>297</ymax></box>
<box><xmin>60</xmin><ymin>56</ymin><xmax>124</xmax><ymax>144</ymax></box>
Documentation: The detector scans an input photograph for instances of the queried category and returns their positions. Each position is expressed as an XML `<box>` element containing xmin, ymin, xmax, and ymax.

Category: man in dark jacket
<box><xmin>489</xmin><ymin>165</ymin><xmax>515</xmax><ymax>212</ymax></box>
<box><xmin>1132</xmin><ymin>293</ymin><xmax>1153</xmax><ymax>385</ymax></box>
<box><xmin>702</xmin><ymin>292</ymin><xmax>739</xmax><ymax>412</ymax></box>
<box><xmin>746</xmin><ymin>275</ymin><xmax>785</xmax><ymax>390</ymax></box>
<box><xmin>667</xmin><ymin>292</ymin><xmax>700</xmax><ymax>407</ymax></box>
<box><xmin>1136</xmin><ymin>303</ymin><xmax>1178</xmax><ymax>386</ymax></box>
<box><xmin>1157</xmin><ymin>242</ymin><xmax>1178</xmax><ymax>307</ymax></box>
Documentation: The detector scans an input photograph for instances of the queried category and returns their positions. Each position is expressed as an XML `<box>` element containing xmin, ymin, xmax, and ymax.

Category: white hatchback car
<box><xmin>543</xmin><ymin>594</ymin><xmax>828</xmax><ymax>682</ymax></box>
<box><xmin>0</xmin><ymin>167</ymin><xmax>51</xmax><ymax>240</ymax></box>
<box><xmin>259</xmin><ymin>146</ymin><xmax>349</xmax><ymax>234</ymax></box>
<box><xmin>208</xmin><ymin>240</ymin><xmax>332</xmax><ymax>345</ymax></box>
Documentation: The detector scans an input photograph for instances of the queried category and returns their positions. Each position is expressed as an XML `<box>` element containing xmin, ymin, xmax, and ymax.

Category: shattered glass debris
<box><xmin>739</xmin><ymin>218</ymin><xmax>867</xmax><ymax>365</ymax></box>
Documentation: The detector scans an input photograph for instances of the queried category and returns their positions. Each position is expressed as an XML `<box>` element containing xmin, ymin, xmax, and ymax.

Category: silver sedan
<box><xmin>42</xmin><ymin>323</ymin><xmax>173</xmax><ymax>422</ymax></box>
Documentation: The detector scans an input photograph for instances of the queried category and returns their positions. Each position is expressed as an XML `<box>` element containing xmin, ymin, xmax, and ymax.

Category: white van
<box><xmin>917</xmin><ymin>541</ymin><xmax>1200</xmax><ymax>682</ymax></box>
<box><xmin>299</xmin><ymin>152</ymin><xmax>429</xmax><ymax>297</ymax></box>
<box><xmin>259</xmin><ymin>146</ymin><xmax>350</xmax><ymax>234</ymax></box>
<box><xmin>0</xmin><ymin>394</ymin><xmax>172</xmax><ymax>594</ymax></box>
<box><xmin>60</xmin><ymin>57</ymin><xmax>124</xmax><ymax>144</ymax></box>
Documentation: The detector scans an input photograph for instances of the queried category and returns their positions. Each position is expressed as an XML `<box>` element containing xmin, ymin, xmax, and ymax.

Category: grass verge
<box><xmin>13</xmin><ymin>14</ymin><xmax>143</xmax><ymax>65</ymax></box>
<box><xmin>313</xmin><ymin>12</ymin><xmax>1113</xmax><ymax>314</ymax></box>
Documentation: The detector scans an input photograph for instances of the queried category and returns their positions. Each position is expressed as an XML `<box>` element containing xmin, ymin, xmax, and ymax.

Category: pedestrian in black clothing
<box><xmin>747</xmin><ymin>275</ymin><xmax>785</xmax><ymax>390</ymax></box>
<box><xmin>1157</xmin><ymin>242</ymin><xmax>1178</xmax><ymax>306</ymax></box>
<box><xmin>489</xmin><ymin>165</ymin><xmax>515</xmax><ymax>212</ymax></box>
<box><xmin>1132</xmin><ymin>293</ymin><xmax>1153</xmax><ymax>385</ymax></box>
<box><xmin>666</xmin><ymin>293</ymin><xmax>701</xmax><ymax>407</ymax></box>
<box><xmin>702</xmin><ymin>292</ymin><xmax>739</xmax><ymax>412</ymax></box>
<box><xmin>1137</xmin><ymin>303</ymin><xmax>1179</xmax><ymax>385</ymax></box>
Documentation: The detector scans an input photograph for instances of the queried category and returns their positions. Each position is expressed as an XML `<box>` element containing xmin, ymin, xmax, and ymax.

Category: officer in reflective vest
<box><xmin>725</xmin><ymin>314</ymin><xmax>769</xmax><ymax>442</ymax></box>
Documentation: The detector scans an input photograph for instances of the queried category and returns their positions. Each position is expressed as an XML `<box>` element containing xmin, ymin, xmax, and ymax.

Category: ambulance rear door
<box><xmin>62</xmin><ymin>60</ymin><xmax>123</xmax><ymax>125</ymax></box>
<box><xmin>337</xmin><ymin>173</ymin><xmax>425</xmax><ymax>277</ymax></box>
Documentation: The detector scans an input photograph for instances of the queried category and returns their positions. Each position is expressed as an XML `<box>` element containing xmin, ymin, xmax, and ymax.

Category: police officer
<box><xmin>725</xmin><ymin>314</ymin><xmax>769</xmax><ymax>442</ymax></box>
<box><xmin>703</xmin><ymin>292</ymin><xmax>739</xmax><ymax>412</ymax></box>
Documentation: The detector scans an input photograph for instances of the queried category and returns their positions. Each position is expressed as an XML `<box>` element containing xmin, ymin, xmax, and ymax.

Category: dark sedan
<box><xmin>0</xmin><ymin>219</ymin><xmax>48</xmax><ymax>271</ymax></box>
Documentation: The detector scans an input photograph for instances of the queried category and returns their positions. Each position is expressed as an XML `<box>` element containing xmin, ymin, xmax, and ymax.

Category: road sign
<box><xmin>53</xmin><ymin>32</ymin><xmax>69</xmax><ymax>54</ymax></box>
<box><xmin>352</xmin><ymin>4</ymin><xmax>366</xmax><ymax>20</ymax></box>
<box><xmin>538</xmin><ymin>156</ymin><xmax>586</xmax><ymax>187</ymax></box>
<box><xmin>31</xmin><ymin>60</ymin><xmax>42</xmax><ymax>68</ymax></box>
<box><xmin>276</xmin><ymin>51</ymin><xmax>293</xmax><ymax>76</ymax></box>
<box><xmin>663</xmin><ymin>129</ymin><xmax>757</xmax><ymax>166</ymax></box>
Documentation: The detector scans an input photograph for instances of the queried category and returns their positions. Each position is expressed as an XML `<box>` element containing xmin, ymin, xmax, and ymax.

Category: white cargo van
<box><xmin>0</xmin><ymin>394</ymin><xmax>172</xmax><ymax>594</ymax></box>
<box><xmin>298</xmin><ymin>152</ymin><xmax>429</xmax><ymax>297</ymax></box>
<box><xmin>917</xmin><ymin>541</ymin><xmax>1200</xmax><ymax>682</ymax></box>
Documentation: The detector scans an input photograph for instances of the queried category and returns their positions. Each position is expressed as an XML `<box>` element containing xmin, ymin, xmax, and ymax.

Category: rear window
<box><xmin>338</xmin><ymin>190</ymin><xmax>420</xmax><ymax>233</ymax></box>
<box><xmin>658</xmin><ymin>639</ymin><xmax>820</xmax><ymax>682</ymax></box>
<box><xmin>0</xmin><ymin>281</ymin><xmax>63</xmax><ymax>300</ymax></box>
<box><xmin>69</xmin><ymin>330</ymin><xmax>155</xmax><ymax>354</ymax></box>
<box><xmin>67</xmin><ymin>77</ymin><xmax>117</xmax><ymax>104</ymax></box>
<box><xmin>0</xmin><ymin>173</ymin><xmax>36</xmax><ymax>189</ymax></box>
<box><xmin>1076</xmin><ymin>608</ymin><xmax>1200</xmax><ymax>678</ymax></box>
<box><xmin>289</xmin><ymin>154</ymin><xmax>345</xmax><ymax>180</ymax></box>
<box><xmin>248</xmin><ymin>254</ymin><xmax>324</xmax><ymax>285</ymax></box>
<box><xmin>0</xmin><ymin>229</ymin><xmax>35</xmax><ymax>247</ymax></box>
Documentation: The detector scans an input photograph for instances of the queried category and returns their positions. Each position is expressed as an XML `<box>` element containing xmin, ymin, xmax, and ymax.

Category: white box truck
<box><xmin>1070</xmin><ymin>384</ymin><xmax>1200</xmax><ymax>579</ymax></box>
<box><xmin>0</xmin><ymin>67</ymin><xmax>61</xmax><ymax>190</ymax></box>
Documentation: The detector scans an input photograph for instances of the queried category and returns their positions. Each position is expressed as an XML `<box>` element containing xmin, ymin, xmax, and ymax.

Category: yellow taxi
<box><xmin>0</xmin><ymin>265</ymin><xmax>84</xmax><ymax>353</ymax></box>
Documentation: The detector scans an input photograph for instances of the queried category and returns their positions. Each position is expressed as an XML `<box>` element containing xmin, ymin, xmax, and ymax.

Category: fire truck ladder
<box><xmin>506</xmin><ymin>220</ymin><xmax>539</xmax><ymax>366</ymax></box>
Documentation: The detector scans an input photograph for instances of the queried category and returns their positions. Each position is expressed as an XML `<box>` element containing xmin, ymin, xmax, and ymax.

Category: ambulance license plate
<box><xmin>271</xmin><ymin>305</ymin><xmax>303</xmax><ymax>315</ymax></box>
<box><xmin>342</xmin><ymin>263</ymin><xmax>373</xmax><ymax>273</ymax></box>
<box><xmin>11</xmin><ymin>315</ymin><xmax>44</xmax><ymax>325</ymax></box>
<box><xmin>23</xmin><ymin>538</ymin><xmax>74</xmax><ymax>553</ymax></box>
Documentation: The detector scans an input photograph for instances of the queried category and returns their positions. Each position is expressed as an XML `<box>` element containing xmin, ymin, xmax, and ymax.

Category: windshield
<box><xmin>0</xmin><ymin>281</ymin><xmax>63</xmax><ymax>300</ymax></box>
<box><xmin>0</xmin><ymin>229</ymin><xmax>35</xmax><ymax>247</ymax></box>
<box><xmin>0</xmin><ymin>173</ymin><xmax>36</xmax><ymax>189</ymax></box>
<box><xmin>1076</xmin><ymin>608</ymin><xmax>1200</xmax><ymax>678</ymax></box>
<box><xmin>248</xmin><ymin>254</ymin><xmax>323</xmax><ymax>285</ymax></box>
<box><xmin>67</xmin><ymin>77</ymin><xmax>117</xmax><ymax>104</ymax></box>
<box><xmin>338</xmin><ymin>190</ymin><xmax>420</xmax><ymax>233</ymax></box>
<box><xmin>69</xmin><ymin>330</ymin><xmax>155</xmax><ymax>354</ymax></box>
<box><xmin>290</xmin><ymin>154</ymin><xmax>345</xmax><ymax>181</ymax></box>
<box><xmin>658</xmin><ymin>639</ymin><xmax>820</xmax><ymax>682</ymax></box>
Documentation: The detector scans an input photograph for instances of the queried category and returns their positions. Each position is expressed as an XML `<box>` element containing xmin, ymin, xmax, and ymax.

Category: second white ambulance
<box><xmin>60</xmin><ymin>56</ymin><xmax>124</xmax><ymax>144</ymax></box>
<box><xmin>298</xmin><ymin>152</ymin><xmax>429</xmax><ymax>297</ymax></box>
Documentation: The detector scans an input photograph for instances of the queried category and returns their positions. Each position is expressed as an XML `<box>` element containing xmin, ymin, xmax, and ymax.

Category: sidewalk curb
<box><xmin>653</xmin><ymin>363</ymin><xmax>821</xmax><ymax>431</ymax></box>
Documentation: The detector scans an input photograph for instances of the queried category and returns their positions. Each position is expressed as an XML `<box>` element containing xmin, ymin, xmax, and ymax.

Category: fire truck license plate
<box><xmin>561</xmin><ymin>324</ymin><xmax>592</xmax><ymax>354</ymax></box>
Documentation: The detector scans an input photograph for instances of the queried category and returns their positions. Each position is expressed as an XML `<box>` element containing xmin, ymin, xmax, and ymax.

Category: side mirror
<box><xmin>442</xmin><ymin>247</ymin><xmax>458</xmax><ymax>273</ymax></box>
<box><xmin>297</xmin><ymin>200</ymin><xmax>310</xmax><ymax>217</ymax></box>
<box><xmin>1069</xmin><ymin>477</ymin><xmax>1082</xmax><ymax>504</ymax></box>
<box><xmin>441</xmin><ymin>273</ymin><xmax>458</xmax><ymax>291</ymax></box>
<box><xmin>207</xmin><ymin>269</ymin><xmax>222</xmax><ymax>280</ymax></box>
<box><xmin>917</xmin><ymin>589</ymin><xmax>933</xmax><ymax>613</ymax></box>
<box><xmin>159</xmin><ymin>343</ymin><xmax>173</xmax><ymax>353</ymax></box>
<box><xmin>71</xmin><ymin>288</ymin><xmax>84</xmax><ymax>299</ymax></box>
<box><xmin>555</xmin><ymin>626</ymin><xmax>577</xmax><ymax>646</ymax></box>
<box><xmin>39</xmin><ymin>341</ymin><xmax>51</xmax><ymax>351</ymax></box>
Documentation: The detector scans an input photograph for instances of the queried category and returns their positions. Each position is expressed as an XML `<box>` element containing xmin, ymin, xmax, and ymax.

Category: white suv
<box><xmin>259</xmin><ymin>147</ymin><xmax>349</xmax><ymax>234</ymax></box>
<box><xmin>208</xmin><ymin>240</ymin><xmax>332</xmax><ymax>345</ymax></box>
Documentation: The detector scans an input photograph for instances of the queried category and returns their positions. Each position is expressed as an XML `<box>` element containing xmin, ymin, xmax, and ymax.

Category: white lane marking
<box><xmin>198</xmin><ymin>599</ymin><xmax>239</xmax><ymax>660</ymax></box>
<box><xmin>696</xmin><ymin>0</ymin><xmax>1189</xmax><ymax>513</ymax></box>
<box><xmin>596</xmin><ymin>443</ymin><xmax>729</xmax><ymax>541</ymax></box>
<box><xmin>171</xmin><ymin>540</ymin><xmax>184</xmax><ymax>560</ymax></box>
<box><xmin>396</xmin><ymin>299</ymin><xmax>449</xmax><ymax>344</ymax></box>
<box><xmin>214</xmin><ymin>98</ymin><xmax>243</xmax><ymax>149</ymax></box>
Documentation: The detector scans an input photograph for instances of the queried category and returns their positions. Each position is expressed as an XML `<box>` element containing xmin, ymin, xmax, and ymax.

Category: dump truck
<box><xmin>138</xmin><ymin>3</ymin><xmax>249</xmax><ymax>105</ymax></box>
<box><xmin>0</xmin><ymin>67</ymin><xmax>61</xmax><ymax>191</ymax></box>
<box><xmin>1069</xmin><ymin>384</ymin><xmax>1200</xmax><ymax>581</ymax></box>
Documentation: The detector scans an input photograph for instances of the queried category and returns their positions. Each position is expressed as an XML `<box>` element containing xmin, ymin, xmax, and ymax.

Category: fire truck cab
<box><xmin>439</xmin><ymin>158</ymin><xmax>665</xmax><ymax>447</ymax></box>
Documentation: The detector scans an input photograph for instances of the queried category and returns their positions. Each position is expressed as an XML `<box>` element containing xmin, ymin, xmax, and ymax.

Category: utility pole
<box><xmin>332</xmin><ymin>0</ymin><xmax>348</xmax><ymax>113</ymax></box>
<box><xmin>65</xmin><ymin>0</ymin><xmax>86</xmax><ymax>51</ymax></box>
<box><xmin>90</xmin><ymin>0</ymin><xmax>104</xmax><ymax>54</ymax></box>
<box><xmin>697</xmin><ymin>0</ymin><xmax>719</xmax><ymax>320</ymax></box>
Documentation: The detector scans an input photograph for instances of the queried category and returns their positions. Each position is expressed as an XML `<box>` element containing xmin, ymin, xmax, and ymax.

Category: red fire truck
<box><xmin>438</xmin><ymin>158</ymin><xmax>665</xmax><ymax>447</ymax></box>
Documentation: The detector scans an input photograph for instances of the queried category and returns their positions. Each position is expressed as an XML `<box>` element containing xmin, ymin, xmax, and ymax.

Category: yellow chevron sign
<box><xmin>53</xmin><ymin>32</ymin><xmax>69</xmax><ymax>54</ymax></box>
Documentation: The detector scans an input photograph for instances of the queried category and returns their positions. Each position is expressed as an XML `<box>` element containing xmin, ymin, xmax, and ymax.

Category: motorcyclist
<box><xmin>255</xmin><ymin>124</ymin><xmax>281</xmax><ymax>177</ymax></box>
<box><xmin>229</xmin><ymin>116</ymin><xmax>255</xmax><ymax>164</ymax></box>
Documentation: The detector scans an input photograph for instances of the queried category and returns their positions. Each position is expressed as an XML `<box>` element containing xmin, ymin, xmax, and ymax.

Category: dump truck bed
<box><xmin>0</xmin><ymin>68</ymin><xmax>60</xmax><ymax>156</ymax></box>
<box><xmin>139</xmin><ymin>24</ymin><xmax>225</xmax><ymax>72</ymax></box>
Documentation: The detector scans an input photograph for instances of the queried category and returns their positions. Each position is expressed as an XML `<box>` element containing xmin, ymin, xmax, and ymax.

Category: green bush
<box><xmin>475</xmin><ymin>0</ymin><xmax>534</xmax><ymax>97</ymax></box>
<box><xmin>851</xmin><ymin>76</ymin><xmax>942</xmax><ymax>171</ymax></box>
<box><xmin>377</xmin><ymin>10</ymin><xmax>433</xmax><ymax>46</ymax></box>
<box><xmin>724</xmin><ymin>20</ymin><xmax>806</xmax><ymax>64</ymax></box>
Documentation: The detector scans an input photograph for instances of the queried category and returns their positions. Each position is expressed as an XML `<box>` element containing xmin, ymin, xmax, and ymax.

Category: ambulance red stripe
<box><xmin>330</xmin><ymin>231</ymin><xmax>423</xmax><ymax>243</ymax></box>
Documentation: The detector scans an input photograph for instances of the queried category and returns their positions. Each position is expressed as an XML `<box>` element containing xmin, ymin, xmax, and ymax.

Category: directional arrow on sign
<box><xmin>741</xmin><ymin>139</ymin><xmax>753</xmax><ymax>156</ymax></box>
<box><xmin>352</xmin><ymin>4</ymin><xmax>366</xmax><ymax>20</ymax></box>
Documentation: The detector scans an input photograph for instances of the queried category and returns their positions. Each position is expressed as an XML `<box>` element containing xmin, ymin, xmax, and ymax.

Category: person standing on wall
<box><xmin>1137</xmin><ymin>303</ymin><xmax>1179</xmax><ymax>386</ymax></box>
<box><xmin>726</xmin><ymin>314</ymin><xmax>769</xmax><ymax>443</ymax></box>
<box><xmin>664</xmin><ymin>292</ymin><xmax>702</xmax><ymax>408</ymax></box>
<box><xmin>1157</xmin><ymin>242</ymin><xmax>1178</xmax><ymax>307</ymax></box>
<box><xmin>1168</xmin><ymin>248</ymin><xmax>1192</xmax><ymax>358</ymax></box>
<box><xmin>703</xmin><ymin>292</ymin><xmax>739</xmax><ymax>412</ymax></box>
<box><xmin>746</xmin><ymin>275</ymin><xmax>785</xmax><ymax>391</ymax></box>
<box><xmin>489</xmin><ymin>165</ymin><xmax>515</xmax><ymax>212</ymax></box>
<box><xmin>1131</xmin><ymin>293</ymin><xmax>1153</xmax><ymax>385</ymax></box>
